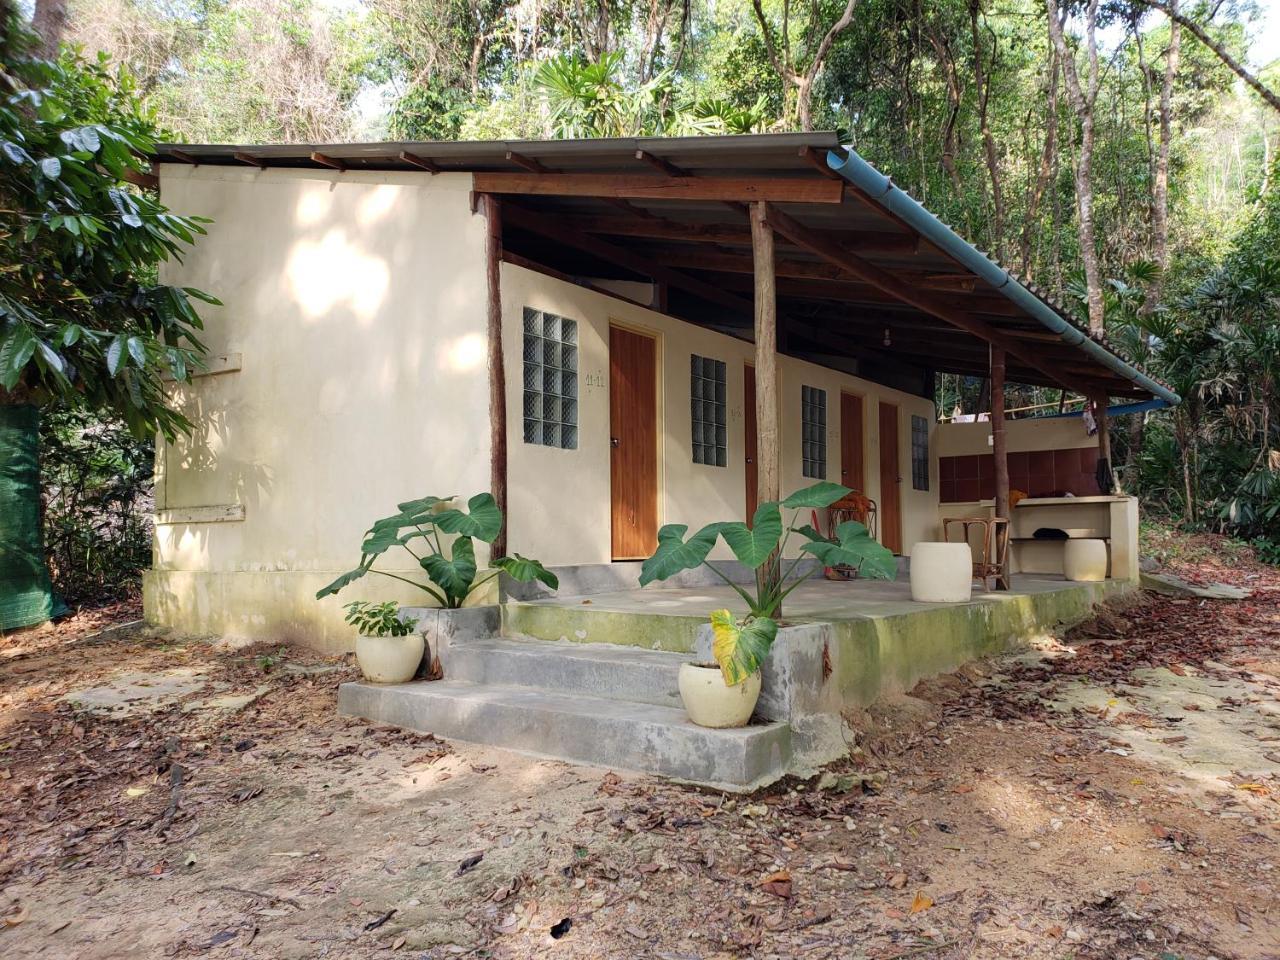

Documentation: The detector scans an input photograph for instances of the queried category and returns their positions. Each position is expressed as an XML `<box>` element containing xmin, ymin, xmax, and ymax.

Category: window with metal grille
<box><xmin>801</xmin><ymin>385</ymin><xmax>827</xmax><ymax>479</ymax></box>
<box><xmin>690</xmin><ymin>354</ymin><xmax>727</xmax><ymax>467</ymax></box>
<box><xmin>521</xmin><ymin>307</ymin><xmax>578</xmax><ymax>449</ymax></box>
<box><xmin>911</xmin><ymin>414</ymin><xmax>929</xmax><ymax>491</ymax></box>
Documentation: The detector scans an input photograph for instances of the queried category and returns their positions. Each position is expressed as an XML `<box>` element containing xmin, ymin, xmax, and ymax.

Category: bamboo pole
<box><xmin>483</xmin><ymin>194</ymin><xmax>508</xmax><ymax>559</ymax></box>
<box><xmin>1094</xmin><ymin>391</ymin><xmax>1116</xmax><ymax>494</ymax></box>
<box><xmin>991</xmin><ymin>347</ymin><xmax>1011</xmax><ymax>590</ymax></box>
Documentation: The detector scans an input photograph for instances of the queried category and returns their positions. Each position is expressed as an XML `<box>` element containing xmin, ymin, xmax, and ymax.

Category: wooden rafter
<box><xmin>555</xmin><ymin>214</ymin><xmax>919</xmax><ymax>254</ymax></box>
<box><xmin>310</xmin><ymin>152</ymin><xmax>346</xmax><ymax>172</ymax></box>
<box><xmin>635</xmin><ymin>149</ymin><xmax>687</xmax><ymax>177</ymax></box>
<box><xmin>760</xmin><ymin>203</ymin><xmax>1073</xmax><ymax>389</ymax></box>
<box><xmin>638</xmin><ymin>246</ymin><xmax>977</xmax><ymax>293</ymax></box>
<box><xmin>472</xmin><ymin>172</ymin><xmax>844</xmax><ymax>204</ymax></box>
<box><xmin>233</xmin><ymin>152</ymin><xmax>266</xmax><ymax>169</ymax></box>
<box><xmin>506</xmin><ymin>151</ymin><xmax>549</xmax><ymax>173</ymax></box>
<box><xmin>500</xmin><ymin>204</ymin><xmax>753</xmax><ymax>314</ymax></box>
<box><xmin>399</xmin><ymin>151</ymin><xmax>440</xmax><ymax>173</ymax></box>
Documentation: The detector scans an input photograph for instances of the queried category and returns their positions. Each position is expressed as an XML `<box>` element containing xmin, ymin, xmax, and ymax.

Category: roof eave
<box><xmin>825</xmin><ymin>148</ymin><xmax>1180</xmax><ymax>407</ymax></box>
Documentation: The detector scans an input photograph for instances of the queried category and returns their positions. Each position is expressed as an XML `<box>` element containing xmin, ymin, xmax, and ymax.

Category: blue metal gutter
<box><xmin>1042</xmin><ymin>398</ymin><xmax>1171</xmax><ymax>419</ymax></box>
<box><xmin>825</xmin><ymin>149</ymin><xmax>1181</xmax><ymax>407</ymax></box>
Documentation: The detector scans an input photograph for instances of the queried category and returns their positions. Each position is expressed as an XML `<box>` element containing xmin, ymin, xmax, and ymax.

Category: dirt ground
<box><xmin>3</xmin><ymin>546</ymin><xmax>1280</xmax><ymax>959</ymax></box>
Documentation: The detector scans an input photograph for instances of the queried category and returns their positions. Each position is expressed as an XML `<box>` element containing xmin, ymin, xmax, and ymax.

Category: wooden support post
<box><xmin>990</xmin><ymin>347</ymin><xmax>1011</xmax><ymax>590</ymax></box>
<box><xmin>750</xmin><ymin>202</ymin><xmax>779</xmax><ymax>508</ymax></box>
<box><xmin>751</xmin><ymin>201</ymin><xmax>782</xmax><ymax>609</ymax></box>
<box><xmin>483</xmin><ymin>195</ymin><xmax>508</xmax><ymax>560</ymax></box>
<box><xmin>1094</xmin><ymin>392</ymin><xmax>1116</xmax><ymax>494</ymax></box>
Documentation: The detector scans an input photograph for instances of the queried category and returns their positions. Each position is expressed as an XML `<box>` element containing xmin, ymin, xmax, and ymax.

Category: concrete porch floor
<box><xmin>513</xmin><ymin>572</ymin><xmax>1119</xmax><ymax>623</ymax></box>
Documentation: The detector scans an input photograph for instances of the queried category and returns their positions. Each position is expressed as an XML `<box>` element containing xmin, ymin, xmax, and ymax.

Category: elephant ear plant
<box><xmin>639</xmin><ymin>482</ymin><xmax>896</xmax><ymax>685</ymax></box>
<box><xmin>316</xmin><ymin>493</ymin><xmax>558</xmax><ymax>607</ymax></box>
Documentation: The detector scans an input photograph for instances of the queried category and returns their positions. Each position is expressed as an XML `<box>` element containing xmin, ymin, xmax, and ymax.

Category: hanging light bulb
<box><xmin>882</xmin><ymin>326</ymin><xmax>892</xmax><ymax>347</ymax></box>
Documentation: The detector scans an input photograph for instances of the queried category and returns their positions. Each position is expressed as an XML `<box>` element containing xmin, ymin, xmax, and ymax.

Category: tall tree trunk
<box><xmin>31</xmin><ymin>0</ymin><xmax>67</xmax><ymax>58</ymax></box>
<box><xmin>1047</xmin><ymin>0</ymin><xmax>1105</xmax><ymax>335</ymax></box>
<box><xmin>1021</xmin><ymin>45</ymin><xmax>1059</xmax><ymax>276</ymax></box>
<box><xmin>970</xmin><ymin>1</ymin><xmax>1006</xmax><ymax>261</ymax></box>
<box><xmin>1129</xmin><ymin>0</ymin><xmax>1181</xmax><ymax>480</ymax></box>
<box><xmin>1137</xmin><ymin>0</ymin><xmax>1280</xmax><ymax>115</ymax></box>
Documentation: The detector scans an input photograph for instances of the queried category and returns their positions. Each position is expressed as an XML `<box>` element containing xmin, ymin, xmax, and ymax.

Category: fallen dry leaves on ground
<box><xmin>0</xmin><ymin>534</ymin><xmax>1278</xmax><ymax>958</ymax></box>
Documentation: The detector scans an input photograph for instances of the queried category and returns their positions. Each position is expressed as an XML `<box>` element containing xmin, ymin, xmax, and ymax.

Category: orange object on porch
<box><xmin>813</xmin><ymin>492</ymin><xmax>879</xmax><ymax>580</ymax></box>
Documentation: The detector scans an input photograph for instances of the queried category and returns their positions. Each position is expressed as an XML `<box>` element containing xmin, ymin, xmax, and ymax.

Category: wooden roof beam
<box><xmin>501</xmin><ymin>204</ymin><xmax>753</xmax><ymax>315</ymax></box>
<box><xmin>558</xmin><ymin>215</ymin><xmax>920</xmax><ymax>255</ymax></box>
<box><xmin>635</xmin><ymin>149</ymin><xmax>688</xmax><ymax>177</ymax></box>
<box><xmin>642</xmin><ymin>246</ymin><xmax>979</xmax><ymax>294</ymax></box>
<box><xmin>400</xmin><ymin>150</ymin><xmax>440</xmax><ymax>173</ymax></box>
<box><xmin>760</xmin><ymin>203</ymin><xmax>1075</xmax><ymax>390</ymax></box>
<box><xmin>506</xmin><ymin>151</ymin><xmax>549</xmax><ymax>173</ymax></box>
<box><xmin>472</xmin><ymin>172</ymin><xmax>845</xmax><ymax>204</ymax></box>
<box><xmin>310</xmin><ymin>152</ymin><xmax>346</xmax><ymax>172</ymax></box>
<box><xmin>233</xmin><ymin>152</ymin><xmax>266</xmax><ymax>169</ymax></box>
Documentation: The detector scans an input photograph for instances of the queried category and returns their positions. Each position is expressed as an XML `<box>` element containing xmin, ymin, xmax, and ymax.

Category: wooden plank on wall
<box><xmin>472</xmin><ymin>172</ymin><xmax>844</xmax><ymax>204</ymax></box>
<box><xmin>154</xmin><ymin>504</ymin><xmax>245</xmax><ymax>525</ymax></box>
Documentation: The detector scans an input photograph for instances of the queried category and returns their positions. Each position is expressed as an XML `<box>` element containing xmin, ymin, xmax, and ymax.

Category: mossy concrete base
<box><xmin>507</xmin><ymin>575</ymin><xmax>1135</xmax><ymax>771</ymax></box>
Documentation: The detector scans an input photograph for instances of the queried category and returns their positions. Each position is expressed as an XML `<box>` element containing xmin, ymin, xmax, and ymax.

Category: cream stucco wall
<box><xmin>936</xmin><ymin>414</ymin><xmax>1096</xmax><ymax>457</ymax></box>
<box><xmin>501</xmin><ymin>264</ymin><xmax>938</xmax><ymax>566</ymax></box>
<box><xmin>146</xmin><ymin>169</ymin><xmax>939</xmax><ymax>649</ymax></box>
<box><xmin>145</xmin><ymin>166</ymin><xmax>493</xmax><ymax>648</ymax></box>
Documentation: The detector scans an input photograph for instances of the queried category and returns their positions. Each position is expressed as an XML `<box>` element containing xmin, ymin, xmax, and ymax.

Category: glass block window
<box><xmin>801</xmin><ymin>385</ymin><xmax>827</xmax><ymax>479</ymax></box>
<box><xmin>690</xmin><ymin>355</ymin><xmax>727</xmax><ymax>467</ymax></box>
<box><xmin>911</xmin><ymin>414</ymin><xmax>930</xmax><ymax>491</ymax></box>
<box><xmin>522</xmin><ymin>307</ymin><xmax>578</xmax><ymax>449</ymax></box>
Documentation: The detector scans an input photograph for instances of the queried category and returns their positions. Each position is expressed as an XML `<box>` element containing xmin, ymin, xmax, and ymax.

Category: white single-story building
<box><xmin>143</xmin><ymin>133</ymin><xmax>1176</xmax><ymax>649</ymax></box>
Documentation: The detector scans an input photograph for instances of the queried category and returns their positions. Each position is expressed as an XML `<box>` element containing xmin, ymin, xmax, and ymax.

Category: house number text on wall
<box><xmin>583</xmin><ymin>370</ymin><xmax>606</xmax><ymax>390</ymax></box>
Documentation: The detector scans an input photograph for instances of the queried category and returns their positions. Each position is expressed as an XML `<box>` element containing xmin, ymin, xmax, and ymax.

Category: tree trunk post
<box><xmin>751</xmin><ymin>202</ymin><xmax>781</xmax><ymax>611</ymax></box>
<box><xmin>483</xmin><ymin>194</ymin><xmax>508</xmax><ymax>560</ymax></box>
<box><xmin>1094</xmin><ymin>392</ymin><xmax>1116</xmax><ymax>494</ymax></box>
<box><xmin>990</xmin><ymin>347</ymin><xmax>1011</xmax><ymax>590</ymax></box>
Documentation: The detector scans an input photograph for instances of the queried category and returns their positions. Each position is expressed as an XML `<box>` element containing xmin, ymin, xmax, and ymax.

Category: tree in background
<box><xmin>0</xmin><ymin>3</ymin><xmax>214</xmax><ymax>625</ymax></box>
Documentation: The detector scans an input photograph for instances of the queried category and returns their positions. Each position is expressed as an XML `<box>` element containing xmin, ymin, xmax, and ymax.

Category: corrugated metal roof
<box><xmin>152</xmin><ymin>132</ymin><xmax>1173</xmax><ymax>403</ymax></box>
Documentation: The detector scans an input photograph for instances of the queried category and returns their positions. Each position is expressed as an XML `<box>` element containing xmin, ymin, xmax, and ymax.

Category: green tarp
<box><xmin>0</xmin><ymin>404</ymin><xmax>65</xmax><ymax>630</ymax></box>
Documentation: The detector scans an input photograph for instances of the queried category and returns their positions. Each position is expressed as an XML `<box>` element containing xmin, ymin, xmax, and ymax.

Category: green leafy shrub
<box><xmin>639</xmin><ymin>481</ymin><xmax>896</xmax><ymax>684</ymax></box>
<box><xmin>316</xmin><ymin>493</ymin><xmax>558</xmax><ymax>609</ymax></box>
<box><xmin>343</xmin><ymin>600</ymin><xmax>418</xmax><ymax>637</ymax></box>
<box><xmin>40</xmin><ymin>405</ymin><xmax>152</xmax><ymax>604</ymax></box>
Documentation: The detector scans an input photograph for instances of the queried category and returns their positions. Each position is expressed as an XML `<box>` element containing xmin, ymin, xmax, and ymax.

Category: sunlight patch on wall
<box><xmin>439</xmin><ymin>333</ymin><xmax>487</xmax><ymax>373</ymax></box>
<box><xmin>356</xmin><ymin>185</ymin><xmax>399</xmax><ymax>226</ymax></box>
<box><xmin>284</xmin><ymin>230</ymin><xmax>389</xmax><ymax>324</ymax></box>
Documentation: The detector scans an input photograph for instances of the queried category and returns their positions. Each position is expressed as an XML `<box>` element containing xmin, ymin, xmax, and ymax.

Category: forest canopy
<box><xmin>28</xmin><ymin>0</ymin><xmax>1280</xmax><ymax>564</ymax></box>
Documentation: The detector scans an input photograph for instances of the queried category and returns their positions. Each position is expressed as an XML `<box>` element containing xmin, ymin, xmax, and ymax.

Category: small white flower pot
<box><xmin>1064</xmin><ymin>539</ymin><xmax>1108</xmax><ymax>582</ymax></box>
<box><xmin>355</xmin><ymin>633</ymin><xmax>425</xmax><ymax>684</ymax></box>
<box><xmin>909</xmin><ymin>542</ymin><xmax>974</xmax><ymax>602</ymax></box>
<box><xmin>677</xmin><ymin>662</ymin><xmax>762</xmax><ymax>728</ymax></box>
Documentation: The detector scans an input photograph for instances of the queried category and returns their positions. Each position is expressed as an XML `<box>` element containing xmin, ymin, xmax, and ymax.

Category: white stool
<box><xmin>910</xmin><ymin>542</ymin><xmax>974</xmax><ymax>602</ymax></box>
<box><xmin>1063</xmin><ymin>539</ymin><xmax>1108</xmax><ymax>581</ymax></box>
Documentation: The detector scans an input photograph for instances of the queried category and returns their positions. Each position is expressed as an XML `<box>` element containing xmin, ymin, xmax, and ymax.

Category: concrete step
<box><xmin>442</xmin><ymin>637</ymin><xmax>685</xmax><ymax>709</ymax></box>
<box><xmin>338</xmin><ymin>680</ymin><xmax>791</xmax><ymax>791</ymax></box>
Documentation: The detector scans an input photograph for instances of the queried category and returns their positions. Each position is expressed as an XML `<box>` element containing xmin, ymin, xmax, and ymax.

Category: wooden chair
<box><xmin>942</xmin><ymin>515</ymin><xmax>1010</xmax><ymax>591</ymax></box>
<box><xmin>816</xmin><ymin>492</ymin><xmax>878</xmax><ymax>581</ymax></box>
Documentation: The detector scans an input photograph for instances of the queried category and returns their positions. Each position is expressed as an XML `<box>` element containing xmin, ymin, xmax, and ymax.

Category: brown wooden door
<box><xmin>840</xmin><ymin>393</ymin><xmax>865</xmax><ymax>493</ymax></box>
<box><xmin>744</xmin><ymin>364</ymin><xmax>757</xmax><ymax>522</ymax></box>
<box><xmin>610</xmin><ymin>326</ymin><xmax>659</xmax><ymax>560</ymax></box>
<box><xmin>878</xmin><ymin>401</ymin><xmax>903</xmax><ymax>554</ymax></box>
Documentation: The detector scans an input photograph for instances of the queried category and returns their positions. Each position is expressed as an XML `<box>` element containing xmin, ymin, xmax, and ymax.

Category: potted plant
<box><xmin>316</xmin><ymin>493</ymin><xmax>558</xmax><ymax>671</ymax></box>
<box><xmin>344</xmin><ymin>600</ymin><xmax>422</xmax><ymax>683</ymax></box>
<box><xmin>639</xmin><ymin>481</ymin><xmax>896</xmax><ymax>728</ymax></box>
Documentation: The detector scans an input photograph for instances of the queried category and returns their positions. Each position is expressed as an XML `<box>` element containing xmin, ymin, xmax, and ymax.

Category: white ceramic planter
<box><xmin>355</xmin><ymin>633</ymin><xmax>425</xmax><ymax>684</ymax></box>
<box><xmin>678</xmin><ymin>662</ymin><xmax>762</xmax><ymax>728</ymax></box>
<box><xmin>909</xmin><ymin>542</ymin><xmax>974</xmax><ymax>602</ymax></box>
<box><xmin>1063</xmin><ymin>538</ymin><xmax>1108</xmax><ymax>582</ymax></box>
